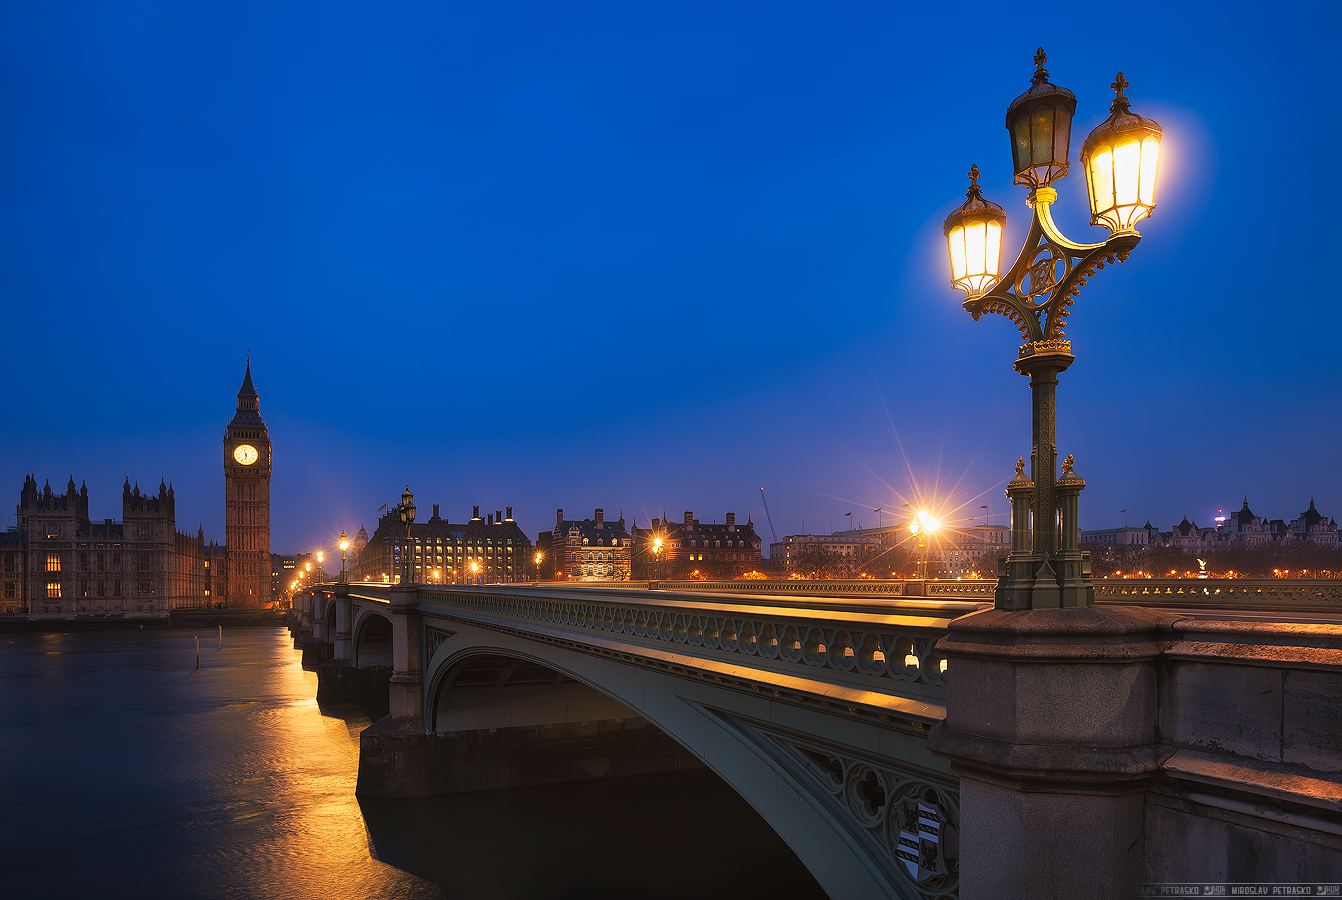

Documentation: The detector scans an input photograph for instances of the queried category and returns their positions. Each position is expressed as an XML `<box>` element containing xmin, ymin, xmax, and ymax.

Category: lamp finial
<box><xmin>1015</xmin><ymin>456</ymin><xmax>1025</xmax><ymax>475</ymax></box>
<box><xmin>1110</xmin><ymin>72</ymin><xmax>1131</xmax><ymax>114</ymax></box>
<box><xmin>966</xmin><ymin>164</ymin><xmax>983</xmax><ymax>199</ymax></box>
<box><xmin>1032</xmin><ymin>47</ymin><xmax>1049</xmax><ymax>84</ymax></box>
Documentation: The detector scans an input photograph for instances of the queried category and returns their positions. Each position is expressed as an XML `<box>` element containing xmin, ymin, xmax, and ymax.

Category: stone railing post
<box><xmin>927</xmin><ymin>606</ymin><xmax>1179</xmax><ymax>899</ymax></box>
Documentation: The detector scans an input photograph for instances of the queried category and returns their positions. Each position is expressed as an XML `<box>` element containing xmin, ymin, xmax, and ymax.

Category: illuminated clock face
<box><xmin>233</xmin><ymin>444</ymin><xmax>259</xmax><ymax>466</ymax></box>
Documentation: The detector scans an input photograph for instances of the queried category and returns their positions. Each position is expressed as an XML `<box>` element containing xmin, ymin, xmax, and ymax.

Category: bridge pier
<box><xmin>317</xmin><ymin>586</ymin><xmax>366</xmax><ymax>701</ymax></box>
<box><xmin>359</xmin><ymin>586</ymin><xmax>431</xmax><ymax>798</ymax></box>
<box><xmin>290</xmin><ymin>588</ymin><xmax>312</xmax><ymax>649</ymax></box>
<box><xmin>301</xmin><ymin>590</ymin><xmax>333</xmax><ymax>668</ymax></box>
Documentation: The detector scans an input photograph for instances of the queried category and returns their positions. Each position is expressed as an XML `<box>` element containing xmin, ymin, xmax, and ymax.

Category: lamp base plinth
<box><xmin>995</xmin><ymin>552</ymin><xmax>1094</xmax><ymax>610</ymax></box>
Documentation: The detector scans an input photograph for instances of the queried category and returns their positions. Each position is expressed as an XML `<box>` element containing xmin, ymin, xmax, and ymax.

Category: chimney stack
<box><xmin>557</xmin><ymin>509</ymin><xmax>564</xmax><ymax>528</ymax></box>
<box><xmin>684</xmin><ymin>511</ymin><xmax>693</xmax><ymax>525</ymax></box>
<box><xmin>506</xmin><ymin>507</ymin><xmax>513</xmax><ymax>520</ymax></box>
<box><xmin>433</xmin><ymin>504</ymin><xmax>440</xmax><ymax>519</ymax></box>
<box><xmin>726</xmin><ymin>512</ymin><xmax>736</xmax><ymax>527</ymax></box>
<box><xmin>652</xmin><ymin>517</ymin><xmax>660</xmax><ymax>529</ymax></box>
<box><xmin>488</xmin><ymin>513</ymin><xmax>493</xmax><ymax>525</ymax></box>
<box><xmin>595</xmin><ymin>508</ymin><xmax>604</xmax><ymax>528</ymax></box>
<box><xmin>473</xmin><ymin>505</ymin><xmax>480</xmax><ymax>519</ymax></box>
<box><xmin>496</xmin><ymin>510</ymin><xmax>503</xmax><ymax>524</ymax></box>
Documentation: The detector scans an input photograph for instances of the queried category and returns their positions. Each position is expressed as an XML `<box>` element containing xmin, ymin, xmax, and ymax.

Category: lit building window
<box><xmin>47</xmin><ymin>554</ymin><xmax>61</xmax><ymax>572</ymax></box>
<box><xmin>47</xmin><ymin>582</ymin><xmax>61</xmax><ymax>598</ymax></box>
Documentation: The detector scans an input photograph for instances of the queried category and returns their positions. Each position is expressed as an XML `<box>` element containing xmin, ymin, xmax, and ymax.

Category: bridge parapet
<box><xmin>1149</xmin><ymin>616</ymin><xmax>1342</xmax><ymax>881</ymax></box>
<box><xmin>663</xmin><ymin>578</ymin><xmax>996</xmax><ymax>600</ymax></box>
<box><xmin>416</xmin><ymin>585</ymin><xmax>983</xmax><ymax>723</ymax></box>
<box><xmin>1094</xmin><ymin>577</ymin><xmax>1342</xmax><ymax>607</ymax></box>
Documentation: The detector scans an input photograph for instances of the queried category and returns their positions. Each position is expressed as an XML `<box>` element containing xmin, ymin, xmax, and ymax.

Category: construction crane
<box><xmin>758</xmin><ymin>487</ymin><xmax>779</xmax><ymax>544</ymax></box>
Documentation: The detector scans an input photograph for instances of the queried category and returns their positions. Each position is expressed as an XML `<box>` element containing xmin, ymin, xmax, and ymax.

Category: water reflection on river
<box><xmin>0</xmin><ymin>628</ymin><xmax>824</xmax><ymax>900</ymax></box>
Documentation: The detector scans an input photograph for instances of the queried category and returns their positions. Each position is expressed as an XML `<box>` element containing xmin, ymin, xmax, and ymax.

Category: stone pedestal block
<box><xmin>927</xmin><ymin>606</ymin><xmax>1181</xmax><ymax>900</ymax></box>
<box><xmin>316</xmin><ymin>659</ymin><xmax>391</xmax><ymax>706</ymax></box>
<box><xmin>359</xmin><ymin>716</ymin><xmax>430</xmax><ymax>799</ymax></box>
<box><xmin>301</xmin><ymin>638</ymin><xmax>332</xmax><ymax>669</ymax></box>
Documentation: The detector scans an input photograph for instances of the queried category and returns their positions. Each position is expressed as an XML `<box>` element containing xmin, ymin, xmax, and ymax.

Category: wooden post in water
<box><xmin>195</xmin><ymin>636</ymin><xmax>199</xmax><ymax>670</ymax></box>
<box><xmin>218</xmin><ymin>625</ymin><xmax>222</xmax><ymax>650</ymax></box>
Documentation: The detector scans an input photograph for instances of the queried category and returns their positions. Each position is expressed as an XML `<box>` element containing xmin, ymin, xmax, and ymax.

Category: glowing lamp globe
<box><xmin>944</xmin><ymin>165</ymin><xmax>1007</xmax><ymax>298</ymax></box>
<box><xmin>1080</xmin><ymin>73</ymin><xmax>1163</xmax><ymax>234</ymax></box>
<box><xmin>1004</xmin><ymin>49</ymin><xmax>1077</xmax><ymax>189</ymax></box>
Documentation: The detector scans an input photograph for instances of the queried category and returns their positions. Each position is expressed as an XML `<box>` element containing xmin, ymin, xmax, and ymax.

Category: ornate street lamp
<box><xmin>942</xmin><ymin>50</ymin><xmax>1163</xmax><ymax>610</ymax></box>
<box><xmin>395</xmin><ymin>485</ymin><xmax>416</xmax><ymax>585</ymax></box>
<box><xmin>908</xmin><ymin>511</ymin><xmax>939</xmax><ymax>580</ymax></box>
<box><xmin>315</xmin><ymin>551</ymin><xmax>323</xmax><ymax>583</ymax></box>
<box><xmin>338</xmin><ymin>532</ymin><xmax>349</xmax><ymax>583</ymax></box>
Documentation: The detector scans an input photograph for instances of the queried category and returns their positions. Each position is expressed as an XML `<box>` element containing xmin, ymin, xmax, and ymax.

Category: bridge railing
<box><xmin>660</xmin><ymin>577</ymin><xmax>997</xmax><ymax>600</ymax></box>
<box><xmin>1093</xmin><ymin>577</ymin><xmax>1342</xmax><ymax>607</ymax></box>
<box><xmin>413</xmin><ymin>584</ymin><xmax>980</xmax><ymax>722</ymax></box>
<box><xmin>659</xmin><ymin>575</ymin><xmax>1342</xmax><ymax>608</ymax></box>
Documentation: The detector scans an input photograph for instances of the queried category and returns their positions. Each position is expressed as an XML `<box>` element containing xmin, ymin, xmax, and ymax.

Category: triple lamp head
<box><xmin>944</xmin><ymin>50</ymin><xmax>1164</xmax><ymax>297</ymax></box>
<box><xmin>908</xmin><ymin>510</ymin><xmax>939</xmax><ymax>536</ymax></box>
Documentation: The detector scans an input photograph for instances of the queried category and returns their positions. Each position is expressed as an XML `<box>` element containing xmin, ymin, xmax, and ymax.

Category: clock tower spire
<box><xmin>224</xmin><ymin>358</ymin><xmax>272</xmax><ymax>608</ymax></box>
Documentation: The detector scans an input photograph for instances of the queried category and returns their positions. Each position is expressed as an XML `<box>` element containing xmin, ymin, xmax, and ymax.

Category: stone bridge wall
<box><xmin>306</xmin><ymin>580</ymin><xmax>1342</xmax><ymax>897</ymax></box>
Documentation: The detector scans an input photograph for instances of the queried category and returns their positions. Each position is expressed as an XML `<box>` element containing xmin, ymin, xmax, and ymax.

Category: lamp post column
<box><xmin>1017</xmin><ymin>348</ymin><xmax>1072</xmax><ymax>556</ymax></box>
<box><xmin>1015</xmin><ymin>347</ymin><xmax>1073</xmax><ymax>608</ymax></box>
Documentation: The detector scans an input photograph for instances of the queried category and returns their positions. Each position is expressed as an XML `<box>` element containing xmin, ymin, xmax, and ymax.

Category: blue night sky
<box><xmin>1</xmin><ymin>1</ymin><xmax>1337</xmax><ymax>554</ymax></box>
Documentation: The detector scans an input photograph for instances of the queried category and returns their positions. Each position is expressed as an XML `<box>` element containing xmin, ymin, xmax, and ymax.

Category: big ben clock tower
<box><xmin>224</xmin><ymin>359</ymin><xmax>272</xmax><ymax>608</ymax></box>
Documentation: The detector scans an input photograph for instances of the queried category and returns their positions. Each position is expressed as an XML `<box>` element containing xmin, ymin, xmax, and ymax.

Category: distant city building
<box><xmin>771</xmin><ymin>532</ymin><xmax>882</xmax><ymax>573</ymax></box>
<box><xmin>272</xmin><ymin>553</ymin><xmax>297</xmax><ymax>600</ymax></box>
<box><xmin>934</xmin><ymin>524</ymin><xmax>1010</xmax><ymax>578</ymax></box>
<box><xmin>2</xmin><ymin>361</ymin><xmax>274</xmax><ymax>617</ymax></box>
<box><xmin>631</xmin><ymin>511</ymin><xmax>762</xmax><ymax>579</ymax></box>
<box><xmin>351</xmin><ymin>503</ymin><xmax>531</xmax><ymax>584</ymax></box>
<box><xmin>551</xmin><ymin>508</ymin><xmax>631</xmax><ymax>581</ymax></box>
<box><xmin>780</xmin><ymin>523</ymin><xmax>1009</xmax><ymax>579</ymax></box>
<box><xmin>1289</xmin><ymin>499</ymin><xmax>1338</xmax><ymax>546</ymax></box>
<box><xmin>1132</xmin><ymin>497</ymin><xmax>1337</xmax><ymax>552</ymax></box>
<box><xmin>222</xmin><ymin>361</ymin><xmax>272</xmax><ymax>608</ymax></box>
<box><xmin>1079</xmin><ymin>527</ymin><xmax>1149</xmax><ymax>546</ymax></box>
<box><xmin>12</xmin><ymin>474</ymin><xmax>210</xmax><ymax>616</ymax></box>
<box><xmin>1223</xmin><ymin>498</ymin><xmax>1280</xmax><ymax>548</ymax></box>
<box><xmin>1</xmin><ymin>528</ymin><xmax>27</xmax><ymax>615</ymax></box>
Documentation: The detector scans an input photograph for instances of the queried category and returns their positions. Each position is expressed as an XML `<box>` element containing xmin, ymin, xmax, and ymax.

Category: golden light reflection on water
<box><xmin>1</xmin><ymin>627</ymin><xmax>443</xmax><ymax>900</ymax></box>
<box><xmin>224</xmin><ymin>631</ymin><xmax>445</xmax><ymax>900</ymax></box>
<box><xmin>4</xmin><ymin>627</ymin><xmax>826</xmax><ymax>900</ymax></box>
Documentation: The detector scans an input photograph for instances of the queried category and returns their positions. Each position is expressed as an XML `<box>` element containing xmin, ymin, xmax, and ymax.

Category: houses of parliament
<box><xmin>0</xmin><ymin>362</ymin><xmax>273</xmax><ymax>616</ymax></box>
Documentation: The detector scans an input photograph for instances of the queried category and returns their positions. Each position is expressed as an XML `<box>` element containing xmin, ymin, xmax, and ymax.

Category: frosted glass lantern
<box><xmin>1080</xmin><ymin>73</ymin><xmax>1163</xmax><ymax>234</ymax></box>
<box><xmin>1005</xmin><ymin>48</ymin><xmax>1077</xmax><ymax>189</ymax></box>
<box><xmin>944</xmin><ymin>165</ymin><xmax>1007</xmax><ymax>297</ymax></box>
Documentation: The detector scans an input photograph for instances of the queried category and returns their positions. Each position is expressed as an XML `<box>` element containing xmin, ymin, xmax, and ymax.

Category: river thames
<box><xmin>0</xmin><ymin>627</ymin><xmax>824</xmax><ymax>899</ymax></box>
